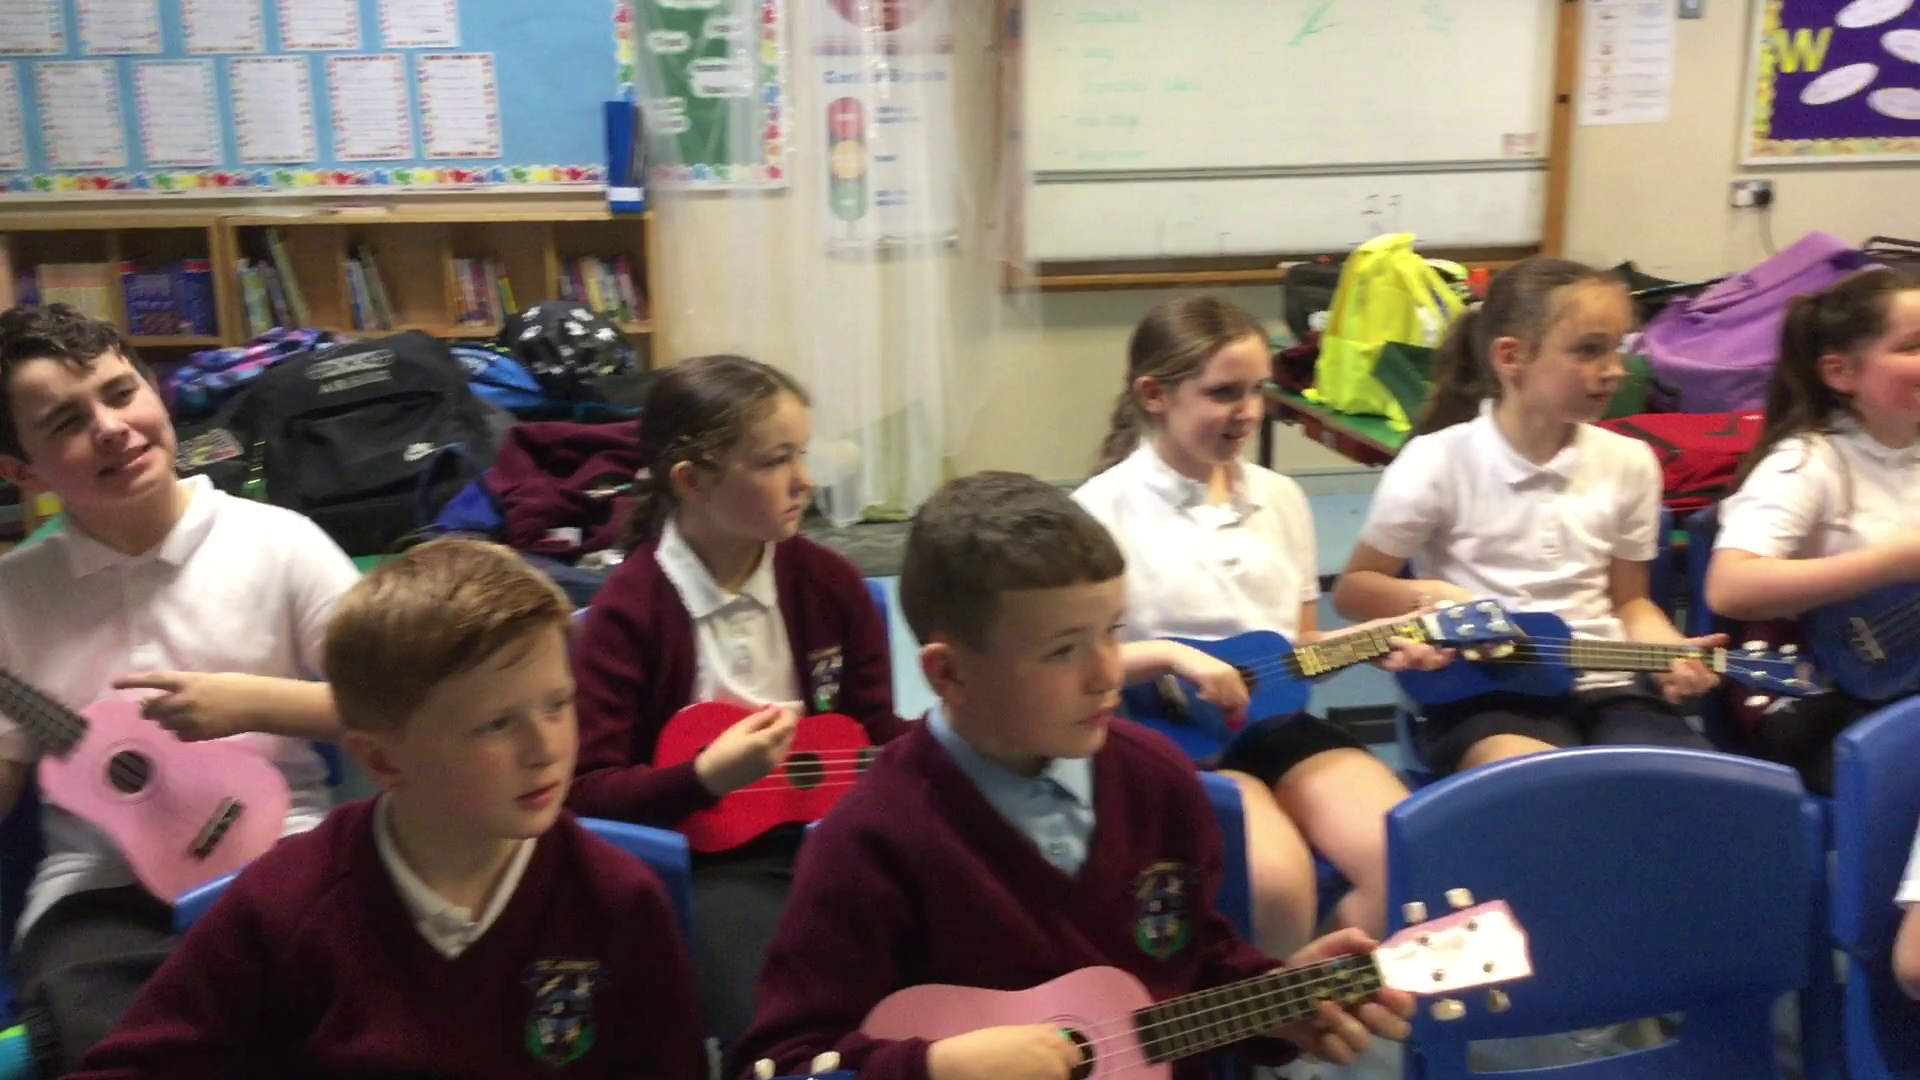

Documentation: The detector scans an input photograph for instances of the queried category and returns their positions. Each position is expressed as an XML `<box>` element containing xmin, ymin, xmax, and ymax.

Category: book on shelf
<box><xmin>35</xmin><ymin>263</ymin><xmax>118</xmax><ymax>322</ymax></box>
<box><xmin>558</xmin><ymin>255</ymin><xmax>645</xmax><ymax>324</ymax></box>
<box><xmin>119</xmin><ymin>259</ymin><xmax>216</xmax><ymax>337</ymax></box>
<box><xmin>263</xmin><ymin>229</ymin><xmax>309</xmax><ymax>326</ymax></box>
<box><xmin>452</xmin><ymin>256</ymin><xmax>515</xmax><ymax>329</ymax></box>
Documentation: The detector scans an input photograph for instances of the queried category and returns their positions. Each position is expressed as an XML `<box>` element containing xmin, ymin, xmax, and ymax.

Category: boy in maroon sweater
<box><xmin>71</xmin><ymin>539</ymin><xmax>707</xmax><ymax>1080</ymax></box>
<box><xmin>737</xmin><ymin>472</ymin><xmax>1414</xmax><ymax>1080</ymax></box>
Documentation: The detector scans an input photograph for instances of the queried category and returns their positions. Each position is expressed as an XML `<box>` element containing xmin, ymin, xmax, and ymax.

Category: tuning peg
<box><xmin>811</xmin><ymin>1052</ymin><xmax>843</xmax><ymax>1074</ymax></box>
<box><xmin>1431</xmin><ymin>999</ymin><xmax>1467</xmax><ymax>1021</ymax></box>
<box><xmin>1476</xmin><ymin>601</ymin><xmax>1498</xmax><ymax>614</ymax></box>
<box><xmin>1745</xmin><ymin>695</ymin><xmax>1771</xmax><ymax>708</ymax></box>
<box><xmin>753</xmin><ymin>1060</ymin><xmax>776</xmax><ymax>1080</ymax></box>
<box><xmin>1780</xmin><ymin>644</ymin><xmax>1798</xmax><ymax>655</ymax></box>
<box><xmin>1487</xmin><ymin>989</ymin><xmax>1511</xmax><ymax>1013</ymax></box>
<box><xmin>1402</xmin><ymin>901</ymin><xmax>1429</xmax><ymax>923</ymax></box>
<box><xmin>1489</xmin><ymin>619</ymin><xmax>1512</xmax><ymax>633</ymax></box>
<box><xmin>1446</xmin><ymin>888</ymin><xmax>1475</xmax><ymax>909</ymax></box>
<box><xmin>1458</xmin><ymin>623</ymin><xmax>1477</xmax><ymax>634</ymax></box>
<box><xmin>1743</xmin><ymin>639</ymin><xmax>1766</xmax><ymax>651</ymax></box>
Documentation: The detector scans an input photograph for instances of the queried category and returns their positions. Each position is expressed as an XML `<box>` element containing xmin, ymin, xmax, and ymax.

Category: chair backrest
<box><xmin>579</xmin><ymin>817</ymin><xmax>695</xmax><ymax>942</ymax></box>
<box><xmin>1387</xmin><ymin>746</ymin><xmax>1821</xmax><ymax>1080</ymax></box>
<box><xmin>866</xmin><ymin>579</ymin><xmax>889</xmax><ymax>624</ymax></box>
<box><xmin>1831</xmin><ymin>699</ymin><xmax>1920</xmax><ymax>1080</ymax></box>
<box><xmin>1682</xmin><ymin>504</ymin><xmax>1746</xmax><ymax>751</ymax></box>
<box><xmin>1652</xmin><ymin>505</ymin><xmax>1676</xmax><ymax>618</ymax></box>
<box><xmin>1196</xmin><ymin>771</ymin><xmax>1252</xmax><ymax>941</ymax></box>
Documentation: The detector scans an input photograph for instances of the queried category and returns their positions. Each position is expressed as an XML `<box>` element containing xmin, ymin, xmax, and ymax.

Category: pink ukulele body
<box><xmin>654</xmin><ymin>702</ymin><xmax>876</xmax><ymax>854</ymax></box>
<box><xmin>33</xmin><ymin>695</ymin><xmax>292</xmax><ymax>904</ymax></box>
<box><xmin>865</xmin><ymin>968</ymin><xmax>1166</xmax><ymax>1080</ymax></box>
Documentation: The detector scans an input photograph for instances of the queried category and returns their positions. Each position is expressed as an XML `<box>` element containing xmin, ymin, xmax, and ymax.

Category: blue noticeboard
<box><xmin>0</xmin><ymin>0</ymin><xmax>622</xmax><ymax>197</ymax></box>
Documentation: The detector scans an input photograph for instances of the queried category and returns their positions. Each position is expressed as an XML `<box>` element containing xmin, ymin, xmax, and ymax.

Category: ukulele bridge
<box><xmin>189</xmin><ymin>799</ymin><xmax>245</xmax><ymax>860</ymax></box>
<box><xmin>1846</xmin><ymin>617</ymin><xmax>1886</xmax><ymax>665</ymax></box>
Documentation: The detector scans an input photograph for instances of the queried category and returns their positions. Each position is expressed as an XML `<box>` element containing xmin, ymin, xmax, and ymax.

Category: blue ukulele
<box><xmin>1127</xmin><ymin>602</ymin><xmax>1528</xmax><ymax>743</ymax></box>
<box><xmin>1397</xmin><ymin>608</ymin><xmax>1823</xmax><ymax>706</ymax></box>
<box><xmin>1804</xmin><ymin>583</ymin><xmax>1920</xmax><ymax>701</ymax></box>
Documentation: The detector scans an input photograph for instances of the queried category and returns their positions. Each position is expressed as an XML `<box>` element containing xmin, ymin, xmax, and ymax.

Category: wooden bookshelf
<box><xmin>216</xmin><ymin>206</ymin><xmax>657</xmax><ymax>361</ymax></box>
<box><xmin>0</xmin><ymin>209</ymin><xmax>229</xmax><ymax>351</ymax></box>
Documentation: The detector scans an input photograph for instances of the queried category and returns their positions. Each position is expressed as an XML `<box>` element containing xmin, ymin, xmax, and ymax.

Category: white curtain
<box><xmin>633</xmin><ymin>0</ymin><xmax>1024</xmax><ymax>525</ymax></box>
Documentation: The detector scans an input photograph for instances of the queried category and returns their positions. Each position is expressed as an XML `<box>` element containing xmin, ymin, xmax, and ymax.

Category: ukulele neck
<box><xmin>1288</xmin><ymin>617</ymin><xmax>1430</xmax><ymax>679</ymax></box>
<box><xmin>1131</xmin><ymin>954</ymin><xmax>1382</xmax><ymax>1062</ymax></box>
<box><xmin>1565</xmin><ymin>640</ymin><xmax>1721</xmax><ymax>674</ymax></box>
<box><xmin>0</xmin><ymin>669</ymin><xmax>87</xmax><ymax>756</ymax></box>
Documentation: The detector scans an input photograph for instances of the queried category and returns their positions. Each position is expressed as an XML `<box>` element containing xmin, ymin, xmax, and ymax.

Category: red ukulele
<box><xmin>652</xmin><ymin>702</ymin><xmax>878</xmax><ymax>854</ymax></box>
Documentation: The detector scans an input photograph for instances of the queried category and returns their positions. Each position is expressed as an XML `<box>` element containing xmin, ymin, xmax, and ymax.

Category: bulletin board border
<box><xmin>1738</xmin><ymin>0</ymin><xmax>1920</xmax><ymax>165</ymax></box>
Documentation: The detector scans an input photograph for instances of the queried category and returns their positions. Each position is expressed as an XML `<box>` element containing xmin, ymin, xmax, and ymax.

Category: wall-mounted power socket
<box><xmin>1730</xmin><ymin>179</ymin><xmax>1775</xmax><ymax>209</ymax></box>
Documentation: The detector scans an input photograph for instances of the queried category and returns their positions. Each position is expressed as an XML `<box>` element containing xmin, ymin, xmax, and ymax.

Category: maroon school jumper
<box><xmin>567</xmin><ymin>534</ymin><xmax>908</xmax><ymax>827</ymax></box>
<box><xmin>736</xmin><ymin>721</ymin><xmax>1299</xmax><ymax>1080</ymax></box>
<box><xmin>70</xmin><ymin>802</ymin><xmax>706</xmax><ymax>1080</ymax></box>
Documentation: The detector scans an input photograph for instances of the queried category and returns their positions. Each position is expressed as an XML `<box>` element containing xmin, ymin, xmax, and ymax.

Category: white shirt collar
<box><xmin>374</xmin><ymin>795</ymin><xmax>536</xmax><ymax>959</ymax></box>
<box><xmin>1473</xmin><ymin>399</ymin><xmax>1584</xmax><ymax>487</ymax></box>
<box><xmin>61</xmin><ymin>475</ymin><xmax>217</xmax><ymax>578</ymax></box>
<box><xmin>1830</xmin><ymin>416</ymin><xmax>1920</xmax><ymax>470</ymax></box>
<box><xmin>1121</xmin><ymin>440</ymin><xmax>1261</xmax><ymax>514</ymax></box>
<box><xmin>655</xmin><ymin>517</ymin><xmax>780</xmax><ymax>620</ymax></box>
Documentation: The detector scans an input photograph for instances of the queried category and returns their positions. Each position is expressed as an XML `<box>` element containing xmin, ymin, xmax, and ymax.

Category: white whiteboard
<box><xmin>1025</xmin><ymin>0</ymin><xmax>1559</xmax><ymax>260</ymax></box>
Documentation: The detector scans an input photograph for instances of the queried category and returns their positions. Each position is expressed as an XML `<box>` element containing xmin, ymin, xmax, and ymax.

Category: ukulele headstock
<box><xmin>1424</xmin><ymin>601</ymin><xmax>1525</xmax><ymax>661</ymax></box>
<box><xmin>1719</xmin><ymin>640</ymin><xmax>1827</xmax><ymax>702</ymax></box>
<box><xmin>1377</xmin><ymin>893</ymin><xmax>1533</xmax><ymax>1020</ymax></box>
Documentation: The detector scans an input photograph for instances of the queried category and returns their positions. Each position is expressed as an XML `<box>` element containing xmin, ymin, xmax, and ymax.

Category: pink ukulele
<box><xmin>0</xmin><ymin>668</ymin><xmax>292</xmax><ymax>903</ymax></box>
<box><xmin>862</xmin><ymin>898</ymin><xmax>1532</xmax><ymax>1080</ymax></box>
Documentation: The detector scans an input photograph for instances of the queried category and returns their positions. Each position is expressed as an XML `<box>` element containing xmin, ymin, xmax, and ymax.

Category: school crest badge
<box><xmin>523</xmin><ymin>958</ymin><xmax>605</xmax><ymax>1068</ymax></box>
<box><xmin>1131</xmin><ymin>861</ymin><xmax>1193</xmax><ymax>959</ymax></box>
<box><xmin>807</xmin><ymin>646</ymin><xmax>845</xmax><ymax>713</ymax></box>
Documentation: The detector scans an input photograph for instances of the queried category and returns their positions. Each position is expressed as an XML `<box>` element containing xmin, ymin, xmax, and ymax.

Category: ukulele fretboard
<box><xmin>1289</xmin><ymin>618</ymin><xmax>1429</xmax><ymax>679</ymax></box>
<box><xmin>1564</xmin><ymin>641</ymin><xmax>1722</xmax><ymax>675</ymax></box>
<box><xmin>0</xmin><ymin>669</ymin><xmax>88</xmax><ymax>756</ymax></box>
<box><xmin>1132</xmin><ymin>954</ymin><xmax>1382</xmax><ymax>1062</ymax></box>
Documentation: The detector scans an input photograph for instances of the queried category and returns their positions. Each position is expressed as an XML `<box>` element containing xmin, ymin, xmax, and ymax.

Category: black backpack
<box><xmin>235</xmin><ymin>332</ymin><xmax>500</xmax><ymax>556</ymax></box>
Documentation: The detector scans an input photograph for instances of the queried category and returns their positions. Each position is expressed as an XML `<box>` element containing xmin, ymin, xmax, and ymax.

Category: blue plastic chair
<box><xmin>1831</xmin><ymin>699</ymin><xmax>1920</xmax><ymax>1080</ymax></box>
<box><xmin>1199</xmin><ymin>771</ymin><xmax>1253</xmax><ymax>941</ymax></box>
<box><xmin>1387</xmin><ymin>746</ymin><xmax>1823</xmax><ymax>1080</ymax></box>
<box><xmin>1682</xmin><ymin>504</ymin><xmax>1748</xmax><ymax>751</ymax></box>
<box><xmin>174</xmin><ymin>816</ymin><xmax>695</xmax><ymax>939</ymax></box>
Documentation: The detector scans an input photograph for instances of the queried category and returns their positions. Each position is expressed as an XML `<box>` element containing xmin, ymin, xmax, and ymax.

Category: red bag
<box><xmin>1598</xmin><ymin>411</ymin><xmax>1764</xmax><ymax>513</ymax></box>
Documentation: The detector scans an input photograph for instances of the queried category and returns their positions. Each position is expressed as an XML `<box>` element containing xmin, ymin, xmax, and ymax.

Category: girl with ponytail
<box><xmin>1707</xmin><ymin>267</ymin><xmax>1920</xmax><ymax>793</ymax></box>
<box><xmin>1075</xmin><ymin>296</ymin><xmax>1450</xmax><ymax>955</ymax></box>
<box><xmin>1334</xmin><ymin>256</ymin><xmax>1719</xmax><ymax>777</ymax></box>
<box><xmin>570</xmin><ymin>354</ymin><xmax>906</xmax><ymax>1049</ymax></box>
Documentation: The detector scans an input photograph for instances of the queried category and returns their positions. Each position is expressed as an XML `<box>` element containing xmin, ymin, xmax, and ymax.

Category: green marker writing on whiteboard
<box><xmin>827</xmin><ymin>97</ymin><xmax>868</xmax><ymax>236</ymax></box>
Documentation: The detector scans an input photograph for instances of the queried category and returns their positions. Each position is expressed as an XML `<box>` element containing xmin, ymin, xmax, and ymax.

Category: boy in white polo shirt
<box><xmin>1335</xmin><ymin>258</ymin><xmax>1719</xmax><ymax>777</ymax></box>
<box><xmin>0</xmin><ymin>304</ymin><xmax>356</xmax><ymax>1078</ymax></box>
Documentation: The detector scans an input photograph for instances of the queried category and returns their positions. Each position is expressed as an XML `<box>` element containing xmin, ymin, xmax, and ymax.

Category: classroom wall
<box><xmin>653</xmin><ymin>2</ymin><xmax>1918</xmax><ymax>485</ymax></box>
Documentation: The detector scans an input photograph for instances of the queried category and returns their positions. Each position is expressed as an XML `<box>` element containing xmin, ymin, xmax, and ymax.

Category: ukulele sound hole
<box><xmin>106</xmin><ymin>751</ymin><xmax>152</xmax><ymax>795</ymax></box>
<box><xmin>1233</xmin><ymin>665</ymin><xmax>1259</xmax><ymax>694</ymax></box>
<box><xmin>1064</xmin><ymin>1028</ymin><xmax>1093</xmax><ymax>1080</ymax></box>
<box><xmin>785</xmin><ymin>752</ymin><xmax>826</xmax><ymax>790</ymax></box>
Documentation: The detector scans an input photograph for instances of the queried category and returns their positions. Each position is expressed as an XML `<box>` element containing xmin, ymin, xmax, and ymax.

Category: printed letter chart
<box><xmin>280</xmin><ymin>0</ymin><xmax>361</xmax><ymax>50</ymax></box>
<box><xmin>380</xmin><ymin>0</ymin><xmax>459</xmax><ymax>49</ymax></box>
<box><xmin>418</xmin><ymin>52</ymin><xmax>498</xmax><ymax>158</ymax></box>
<box><xmin>230</xmin><ymin>55</ymin><xmax>315</xmax><ymax>163</ymax></box>
<box><xmin>327</xmin><ymin>53</ymin><xmax>412</xmax><ymax>161</ymax></box>
<box><xmin>183</xmin><ymin>0</ymin><xmax>265</xmax><ymax>54</ymax></box>
<box><xmin>77</xmin><ymin>0</ymin><xmax>163</xmax><ymax>55</ymax></box>
<box><xmin>34</xmin><ymin>60</ymin><xmax>126</xmax><ymax>168</ymax></box>
<box><xmin>0</xmin><ymin>64</ymin><xmax>23</xmax><ymax>170</ymax></box>
<box><xmin>0</xmin><ymin>0</ymin><xmax>64</xmax><ymax>55</ymax></box>
<box><xmin>135</xmin><ymin>61</ymin><xmax>220</xmax><ymax>166</ymax></box>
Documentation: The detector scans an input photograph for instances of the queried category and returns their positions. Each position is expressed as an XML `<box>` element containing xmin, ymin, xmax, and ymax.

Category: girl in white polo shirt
<box><xmin>1334</xmin><ymin>257</ymin><xmax>1720</xmax><ymax>777</ymax></box>
<box><xmin>1075</xmin><ymin>295</ymin><xmax>1449</xmax><ymax>954</ymax></box>
<box><xmin>1705</xmin><ymin>267</ymin><xmax>1920</xmax><ymax>794</ymax></box>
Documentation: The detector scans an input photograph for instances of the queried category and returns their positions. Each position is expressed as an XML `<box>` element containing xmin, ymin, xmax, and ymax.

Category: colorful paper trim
<box><xmin>1744</xmin><ymin>0</ymin><xmax>1920</xmax><ymax>162</ymax></box>
<box><xmin>0</xmin><ymin>164</ymin><xmax>606</xmax><ymax>195</ymax></box>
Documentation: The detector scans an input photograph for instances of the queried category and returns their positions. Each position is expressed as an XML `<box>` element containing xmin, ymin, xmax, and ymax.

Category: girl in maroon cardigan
<box><xmin>567</xmin><ymin>354</ymin><xmax>906</xmax><ymax>1053</ymax></box>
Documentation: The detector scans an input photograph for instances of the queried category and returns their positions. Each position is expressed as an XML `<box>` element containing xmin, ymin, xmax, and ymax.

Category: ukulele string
<box><xmin>1063</xmin><ymin>964</ymin><xmax>1367</xmax><ymax>1063</ymax></box>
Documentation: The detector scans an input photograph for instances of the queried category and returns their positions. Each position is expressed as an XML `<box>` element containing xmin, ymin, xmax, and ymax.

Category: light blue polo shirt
<box><xmin>926</xmin><ymin>705</ymin><xmax>1095</xmax><ymax>874</ymax></box>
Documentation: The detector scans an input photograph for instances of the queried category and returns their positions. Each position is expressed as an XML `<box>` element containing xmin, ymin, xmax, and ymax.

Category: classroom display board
<box><xmin>0</xmin><ymin>0</ymin><xmax>620</xmax><ymax>197</ymax></box>
<box><xmin>1022</xmin><ymin>0</ymin><xmax>1558</xmax><ymax>260</ymax></box>
<box><xmin>633</xmin><ymin>0</ymin><xmax>790</xmax><ymax>189</ymax></box>
<box><xmin>1741</xmin><ymin>0</ymin><xmax>1920</xmax><ymax>164</ymax></box>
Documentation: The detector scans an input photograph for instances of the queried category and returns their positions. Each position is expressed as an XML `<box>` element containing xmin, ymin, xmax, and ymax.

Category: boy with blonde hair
<box><xmin>73</xmin><ymin>538</ymin><xmax>707</xmax><ymax>1080</ymax></box>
